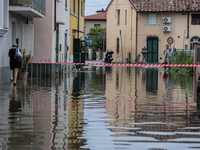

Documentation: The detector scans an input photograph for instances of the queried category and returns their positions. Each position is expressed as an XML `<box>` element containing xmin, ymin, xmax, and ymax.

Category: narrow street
<box><xmin>0</xmin><ymin>64</ymin><xmax>199</xmax><ymax>150</ymax></box>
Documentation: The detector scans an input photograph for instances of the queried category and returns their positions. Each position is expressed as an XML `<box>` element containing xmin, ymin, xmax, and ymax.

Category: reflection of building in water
<box><xmin>68</xmin><ymin>72</ymin><xmax>85</xmax><ymax>149</ymax></box>
<box><xmin>28</xmin><ymin>73</ymin><xmax>72</xmax><ymax>149</ymax></box>
<box><xmin>104</xmin><ymin>67</ymin><xmax>197</xmax><ymax>139</ymax></box>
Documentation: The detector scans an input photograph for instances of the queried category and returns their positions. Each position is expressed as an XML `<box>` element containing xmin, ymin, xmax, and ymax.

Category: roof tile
<box><xmin>85</xmin><ymin>12</ymin><xmax>107</xmax><ymax>20</ymax></box>
<box><xmin>133</xmin><ymin>0</ymin><xmax>200</xmax><ymax>12</ymax></box>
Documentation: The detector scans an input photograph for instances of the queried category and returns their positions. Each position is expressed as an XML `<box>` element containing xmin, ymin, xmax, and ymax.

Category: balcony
<box><xmin>9</xmin><ymin>0</ymin><xmax>46</xmax><ymax>18</ymax></box>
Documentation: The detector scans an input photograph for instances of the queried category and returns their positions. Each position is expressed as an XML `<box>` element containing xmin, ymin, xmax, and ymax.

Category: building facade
<box><xmin>0</xmin><ymin>0</ymin><xmax>45</xmax><ymax>84</ymax></box>
<box><xmin>70</xmin><ymin>0</ymin><xmax>85</xmax><ymax>63</ymax></box>
<box><xmin>106</xmin><ymin>0</ymin><xmax>200</xmax><ymax>63</ymax></box>
<box><xmin>136</xmin><ymin>0</ymin><xmax>200</xmax><ymax>63</ymax></box>
<box><xmin>85</xmin><ymin>11</ymin><xmax>107</xmax><ymax>38</ymax></box>
<box><xmin>106</xmin><ymin>0</ymin><xmax>137</xmax><ymax>63</ymax></box>
<box><xmin>33</xmin><ymin>0</ymin><xmax>70</xmax><ymax>64</ymax></box>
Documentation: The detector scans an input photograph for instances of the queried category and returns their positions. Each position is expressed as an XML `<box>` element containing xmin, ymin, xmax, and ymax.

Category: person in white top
<box><xmin>165</xmin><ymin>47</ymin><xmax>174</xmax><ymax>64</ymax></box>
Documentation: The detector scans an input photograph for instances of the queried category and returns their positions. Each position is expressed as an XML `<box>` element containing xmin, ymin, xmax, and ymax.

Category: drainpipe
<box><xmin>54</xmin><ymin>0</ymin><xmax>56</xmax><ymax>31</ymax></box>
<box><xmin>135</xmin><ymin>11</ymin><xmax>138</xmax><ymax>61</ymax></box>
<box><xmin>187</xmin><ymin>3</ymin><xmax>190</xmax><ymax>38</ymax></box>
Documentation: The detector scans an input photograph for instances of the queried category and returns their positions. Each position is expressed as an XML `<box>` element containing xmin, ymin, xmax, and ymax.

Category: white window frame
<box><xmin>147</xmin><ymin>14</ymin><xmax>157</xmax><ymax>26</ymax></box>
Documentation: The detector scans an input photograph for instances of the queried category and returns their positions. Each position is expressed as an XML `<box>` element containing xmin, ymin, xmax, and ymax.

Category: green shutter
<box><xmin>146</xmin><ymin>69</ymin><xmax>158</xmax><ymax>92</ymax></box>
<box><xmin>147</xmin><ymin>38</ymin><xmax>158</xmax><ymax>63</ymax></box>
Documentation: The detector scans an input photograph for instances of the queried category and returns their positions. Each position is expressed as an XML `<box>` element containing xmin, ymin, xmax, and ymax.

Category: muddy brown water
<box><xmin>0</xmin><ymin>66</ymin><xmax>200</xmax><ymax>150</ymax></box>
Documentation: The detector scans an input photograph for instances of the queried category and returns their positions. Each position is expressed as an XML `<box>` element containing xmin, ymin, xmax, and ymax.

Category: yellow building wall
<box><xmin>70</xmin><ymin>0</ymin><xmax>85</xmax><ymax>59</ymax></box>
<box><xmin>138</xmin><ymin>12</ymin><xmax>200</xmax><ymax>63</ymax></box>
<box><xmin>79</xmin><ymin>0</ymin><xmax>85</xmax><ymax>40</ymax></box>
<box><xmin>106</xmin><ymin>0</ymin><xmax>137</xmax><ymax>63</ymax></box>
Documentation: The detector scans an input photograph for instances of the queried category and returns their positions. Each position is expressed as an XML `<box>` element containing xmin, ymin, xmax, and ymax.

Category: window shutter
<box><xmin>148</xmin><ymin>14</ymin><xmax>157</xmax><ymax>25</ymax></box>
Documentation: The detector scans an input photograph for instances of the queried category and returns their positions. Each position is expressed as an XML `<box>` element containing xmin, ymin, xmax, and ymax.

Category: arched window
<box><xmin>190</xmin><ymin>36</ymin><xmax>200</xmax><ymax>50</ymax></box>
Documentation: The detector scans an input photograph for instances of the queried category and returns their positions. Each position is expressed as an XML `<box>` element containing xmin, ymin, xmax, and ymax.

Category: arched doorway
<box><xmin>190</xmin><ymin>36</ymin><xmax>200</xmax><ymax>50</ymax></box>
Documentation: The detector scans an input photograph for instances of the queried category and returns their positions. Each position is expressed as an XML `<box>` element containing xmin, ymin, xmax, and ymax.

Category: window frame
<box><xmin>73</xmin><ymin>0</ymin><xmax>76</xmax><ymax>14</ymax></box>
<box><xmin>65</xmin><ymin>0</ymin><xmax>67</xmax><ymax>9</ymax></box>
<box><xmin>81</xmin><ymin>0</ymin><xmax>84</xmax><ymax>16</ymax></box>
<box><xmin>147</xmin><ymin>14</ymin><xmax>158</xmax><ymax>26</ymax></box>
<box><xmin>125</xmin><ymin>9</ymin><xmax>127</xmax><ymax>25</ymax></box>
<box><xmin>191</xmin><ymin>14</ymin><xmax>200</xmax><ymax>25</ymax></box>
<box><xmin>94</xmin><ymin>24</ymin><xmax>100</xmax><ymax>27</ymax></box>
<box><xmin>117</xmin><ymin>38</ymin><xmax>120</xmax><ymax>53</ymax></box>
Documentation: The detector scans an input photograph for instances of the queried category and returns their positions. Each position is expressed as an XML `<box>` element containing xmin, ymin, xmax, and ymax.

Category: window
<box><xmin>125</xmin><ymin>10</ymin><xmax>127</xmax><ymax>25</ymax></box>
<box><xmin>117</xmin><ymin>38</ymin><xmax>120</xmax><ymax>53</ymax></box>
<box><xmin>94</xmin><ymin>24</ymin><xmax>100</xmax><ymax>27</ymax></box>
<box><xmin>81</xmin><ymin>0</ymin><xmax>84</xmax><ymax>15</ymax></box>
<box><xmin>148</xmin><ymin>14</ymin><xmax>157</xmax><ymax>25</ymax></box>
<box><xmin>192</xmin><ymin>14</ymin><xmax>200</xmax><ymax>25</ymax></box>
<box><xmin>117</xmin><ymin>10</ymin><xmax>120</xmax><ymax>25</ymax></box>
<box><xmin>73</xmin><ymin>0</ymin><xmax>76</xmax><ymax>14</ymax></box>
<box><xmin>65</xmin><ymin>0</ymin><xmax>67</xmax><ymax>9</ymax></box>
<box><xmin>190</xmin><ymin>37</ymin><xmax>200</xmax><ymax>50</ymax></box>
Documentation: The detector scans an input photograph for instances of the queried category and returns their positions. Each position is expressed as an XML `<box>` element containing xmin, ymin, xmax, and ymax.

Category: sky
<box><xmin>85</xmin><ymin>0</ymin><xmax>111</xmax><ymax>16</ymax></box>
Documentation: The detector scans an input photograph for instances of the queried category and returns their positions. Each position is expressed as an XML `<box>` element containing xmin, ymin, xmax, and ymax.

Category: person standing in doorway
<box><xmin>141</xmin><ymin>46</ymin><xmax>147</xmax><ymax>63</ymax></box>
<box><xmin>8</xmin><ymin>44</ymin><xmax>22</xmax><ymax>86</ymax></box>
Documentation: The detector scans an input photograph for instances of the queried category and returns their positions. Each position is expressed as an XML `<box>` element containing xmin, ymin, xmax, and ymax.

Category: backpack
<box><xmin>14</xmin><ymin>48</ymin><xmax>23</xmax><ymax>63</ymax></box>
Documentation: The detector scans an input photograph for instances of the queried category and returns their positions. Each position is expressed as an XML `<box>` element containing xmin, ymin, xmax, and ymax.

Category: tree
<box><xmin>88</xmin><ymin>26</ymin><xmax>106</xmax><ymax>51</ymax></box>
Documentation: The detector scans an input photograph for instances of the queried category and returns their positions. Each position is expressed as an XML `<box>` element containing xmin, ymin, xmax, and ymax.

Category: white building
<box><xmin>0</xmin><ymin>0</ymin><xmax>46</xmax><ymax>84</ymax></box>
<box><xmin>85</xmin><ymin>11</ymin><xmax>107</xmax><ymax>38</ymax></box>
<box><xmin>33</xmin><ymin>0</ymin><xmax>71</xmax><ymax>65</ymax></box>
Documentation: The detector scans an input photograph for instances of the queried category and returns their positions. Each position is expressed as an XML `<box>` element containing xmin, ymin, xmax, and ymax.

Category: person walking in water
<box><xmin>8</xmin><ymin>44</ymin><xmax>22</xmax><ymax>86</ymax></box>
<box><xmin>141</xmin><ymin>46</ymin><xmax>147</xmax><ymax>63</ymax></box>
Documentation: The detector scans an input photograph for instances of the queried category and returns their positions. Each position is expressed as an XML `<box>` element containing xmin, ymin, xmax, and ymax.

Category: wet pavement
<box><xmin>0</xmin><ymin>65</ymin><xmax>200</xmax><ymax>150</ymax></box>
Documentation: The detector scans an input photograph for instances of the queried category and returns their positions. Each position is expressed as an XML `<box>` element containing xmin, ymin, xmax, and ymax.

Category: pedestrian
<box><xmin>8</xmin><ymin>44</ymin><xmax>22</xmax><ymax>86</ymax></box>
<box><xmin>163</xmin><ymin>45</ymin><xmax>169</xmax><ymax>55</ymax></box>
<box><xmin>141</xmin><ymin>46</ymin><xmax>147</xmax><ymax>63</ymax></box>
<box><xmin>165</xmin><ymin>47</ymin><xmax>174</xmax><ymax>64</ymax></box>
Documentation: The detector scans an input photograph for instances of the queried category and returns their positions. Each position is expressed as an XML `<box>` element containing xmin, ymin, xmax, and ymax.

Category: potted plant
<box><xmin>136</xmin><ymin>53</ymin><xmax>141</xmax><ymax>62</ymax></box>
<box><xmin>18</xmin><ymin>50</ymin><xmax>32</xmax><ymax>80</ymax></box>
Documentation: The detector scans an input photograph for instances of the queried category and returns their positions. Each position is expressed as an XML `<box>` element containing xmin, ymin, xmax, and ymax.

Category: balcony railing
<box><xmin>9</xmin><ymin>0</ymin><xmax>46</xmax><ymax>15</ymax></box>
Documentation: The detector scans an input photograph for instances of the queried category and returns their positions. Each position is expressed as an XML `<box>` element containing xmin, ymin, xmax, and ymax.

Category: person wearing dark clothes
<box><xmin>8</xmin><ymin>44</ymin><xmax>22</xmax><ymax>86</ymax></box>
<box><xmin>141</xmin><ymin>46</ymin><xmax>147</xmax><ymax>63</ymax></box>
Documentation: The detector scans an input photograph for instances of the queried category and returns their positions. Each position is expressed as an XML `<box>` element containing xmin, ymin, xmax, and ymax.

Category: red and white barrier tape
<box><xmin>29</xmin><ymin>61</ymin><xmax>200</xmax><ymax>67</ymax></box>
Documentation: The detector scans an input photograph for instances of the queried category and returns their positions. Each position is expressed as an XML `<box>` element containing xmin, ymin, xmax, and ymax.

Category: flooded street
<box><xmin>0</xmin><ymin>66</ymin><xmax>200</xmax><ymax>150</ymax></box>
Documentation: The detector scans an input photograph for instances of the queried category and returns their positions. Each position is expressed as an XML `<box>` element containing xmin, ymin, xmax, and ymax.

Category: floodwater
<box><xmin>0</xmin><ymin>65</ymin><xmax>200</xmax><ymax>150</ymax></box>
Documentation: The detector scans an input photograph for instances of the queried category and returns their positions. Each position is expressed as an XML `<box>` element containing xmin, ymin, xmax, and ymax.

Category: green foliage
<box><xmin>20</xmin><ymin>50</ymin><xmax>32</xmax><ymax>72</ymax></box>
<box><xmin>172</xmin><ymin>50</ymin><xmax>193</xmax><ymax>75</ymax></box>
<box><xmin>88</xmin><ymin>26</ymin><xmax>106</xmax><ymax>50</ymax></box>
<box><xmin>172</xmin><ymin>73</ymin><xmax>193</xmax><ymax>91</ymax></box>
<box><xmin>137</xmin><ymin>53</ymin><xmax>141</xmax><ymax>58</ymax></box>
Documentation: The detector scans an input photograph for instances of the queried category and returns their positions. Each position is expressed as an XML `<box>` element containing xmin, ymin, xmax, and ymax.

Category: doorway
<box><xmin>147</xmin><ymin>38</ymin><xmax>158</xmax><ymax>63</ymax></box>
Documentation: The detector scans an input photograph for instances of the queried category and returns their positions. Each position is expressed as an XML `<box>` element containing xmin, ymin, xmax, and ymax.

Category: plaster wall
<box><xmin>85</xmin><ymin>20</ymin><xmax>106</xmax><ymax>38</ymax></box>
<box><xmin>33</xmin><ymin>0</ymin><xmax>55</xmax><ymax>62</ymax></box>
<box><xmin>106</xmin><ymin>0</ymin><xmax>136</xmax><ymax>63</ymax></box>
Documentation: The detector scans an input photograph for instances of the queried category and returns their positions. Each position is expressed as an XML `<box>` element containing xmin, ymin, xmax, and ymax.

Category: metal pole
<box><xmin>103</xmin><ymin>39</ymin><xmax>104</xmax><ymax>53</ymax></box>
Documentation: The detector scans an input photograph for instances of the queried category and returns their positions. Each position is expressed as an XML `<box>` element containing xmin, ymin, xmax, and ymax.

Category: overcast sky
<box><xmin>85</xmin><ymin>0</ymin><xmax>111</xmax><ymax>16</ymax></box>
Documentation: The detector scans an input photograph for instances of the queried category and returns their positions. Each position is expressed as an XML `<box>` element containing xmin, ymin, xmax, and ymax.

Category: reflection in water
<box><xmin>0</xmin><ymin>66</ymin><xmax>200</xmax><ymax>149</ymax></box>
